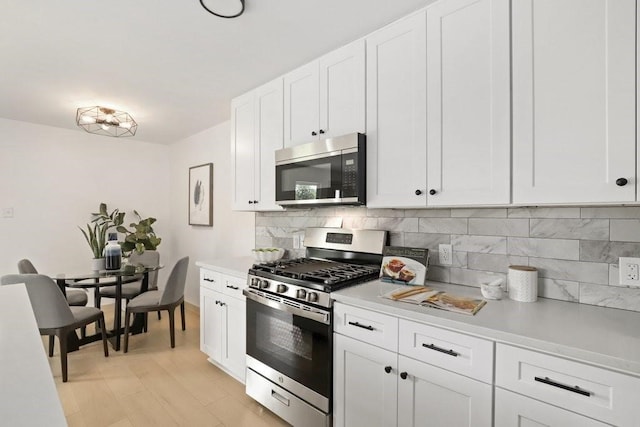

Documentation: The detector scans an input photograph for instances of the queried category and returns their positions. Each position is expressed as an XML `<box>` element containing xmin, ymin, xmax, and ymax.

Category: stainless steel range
<box><xmin>243</xmin><ymin>228</ymin><xmax>388</xmax><ymax>427</ymax></box>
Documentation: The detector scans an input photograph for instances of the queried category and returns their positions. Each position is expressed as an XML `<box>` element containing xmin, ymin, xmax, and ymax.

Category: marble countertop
<box><xmin>333</xmin><ymin>280</ymin><xmax>640</xmax><ymax>377</ymax></box>
<box><xmin>0</xmin><ymin>284</ymin><xmax>66</xmax><ymax>426</ymax></box>
<box><xmin>196</xmin><ymin>256</ymin><xmax>255</xmax><ymax>278</ymax></box>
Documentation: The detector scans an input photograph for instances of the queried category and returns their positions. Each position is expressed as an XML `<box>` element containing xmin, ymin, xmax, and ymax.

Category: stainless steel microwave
<box><xmin>275</xmin><ymin>133</ymin><xmax>366</xmax><ymax>207</ymax></box>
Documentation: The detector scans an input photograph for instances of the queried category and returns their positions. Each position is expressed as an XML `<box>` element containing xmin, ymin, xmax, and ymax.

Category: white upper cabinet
<box><xmin>284</xmin><ymin>40</ymin><xmax>365</xmax><ymax>147</ymax></box>
<box><xmin>230</xmin><ymin>91</ymin><xmax>256</xmax><ymax>211</ymax></box>
<box><xmin>231</xmin><ymin>78</ymin><xmax>284</xmax><ymax>211</ymax></box>
<box><xmin>426</xmin><ymin>0</ymin><xmax>511</xmax><ymax>206</ymax></box>
<box><xmin>366</xmin><ymin>11</ymin><xmax>428</xmax><ymax>208</ymax></box>
<box><xmin>512</xmin><ymin>0</ymin><xmax>636</xmax><ymax>204</ymax></box>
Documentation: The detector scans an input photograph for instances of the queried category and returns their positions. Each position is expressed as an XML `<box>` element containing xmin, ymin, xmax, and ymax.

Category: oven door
<box><xmin>275</xmin><ymin>153</ymin><xmax>344</xmax><ymax>206</ymax></box>
<box><xmin>244</xmin><ymin>291</ymin><xmax>332</xmax><ymax>403</ymax></box>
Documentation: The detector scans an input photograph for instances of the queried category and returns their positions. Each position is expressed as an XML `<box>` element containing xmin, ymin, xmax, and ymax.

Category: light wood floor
<box><xmin>46</xmin><ymin>305</ymin><xmax>289</xmax><ymax>427</ymax></box>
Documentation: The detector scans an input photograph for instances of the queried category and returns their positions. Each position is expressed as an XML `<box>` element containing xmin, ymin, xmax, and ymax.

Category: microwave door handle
<box><xmin>243</xmin><ymin>289</ymin><xmax>331</xmax><ymax>325</ymax></box>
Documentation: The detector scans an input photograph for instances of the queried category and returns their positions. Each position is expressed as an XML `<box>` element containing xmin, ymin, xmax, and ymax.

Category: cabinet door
<box><xmin>426</xmin><ymin>0</ymin><xmax>510</xmax><ymax>206</ymax></box>
<box><xmin>397</xmin><ymin>355</ymin><xmax>492</xmax><ymax>427</ymax></box>
<box><xmin>254</xmin><ymin>78</ymin><xmax>284</xmax><ymax>211</ymax></box>
<box><xmin>284</xmin><ymin>61</ymin><xmax>320</xmax><ymax>147</ymax></box>
<box><xmin>319</xmin><ymin>39</ymin><xmax>365</xmax><ymax>139</ymax></box>
<box><xmin>200</xmin><ymin>287</ymin><xmax>222</xmax><ymax>362</ymax></box>
<box><xmin>366</xmin><ymin>12</ymin><xmax>427</xmax><ymax>208</ymax></box>
<box><xmin>333</xmin><ymin>334</ymin><xmax>398</xmax><ymax>427</ymax></box>
<box><xmin>495</xmin><ymin>388</ymin><xmax>608</xmax><ymax>427</ymax></box>
<box><xmin>512</xmin><ymin>0</ymin><xmax>636</xmax><ymax>204</ymax></box>
<box><xmin>230</xmin><ymin>91</ymin><xmax>256</xmax><ymax>210</ymax></box>
<box><xmin>220</xmin><ymin>295</ymin><xmax>246</xmax><ymax>382</ymax></box>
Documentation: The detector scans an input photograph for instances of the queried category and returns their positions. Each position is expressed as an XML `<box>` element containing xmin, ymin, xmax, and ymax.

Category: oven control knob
<box><xmin>296</xmin><ymin>289</ymin><xmax>307</xmax><ymax>299</ymax></box>
<box><xmin>251</xmin><ymin>277</ymin><xmax>260</xmax><ymax>287</ymax></box>
<box><xmin>307</xmin><ymin>292</ymin><xmax>319</xmax><ymax>303</ymax></box>
<box><xmin>276</xmin><ymin>284</ymin><xmax>288</xmax><ymax>293</ymax></box>
<box><xmin>259</xmin><ymin>280</ymin><xmax>270</xmax><ymax>289</ymax></box>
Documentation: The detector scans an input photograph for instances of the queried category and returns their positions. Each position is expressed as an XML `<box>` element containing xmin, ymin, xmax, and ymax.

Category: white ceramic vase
<box><xmin>91</xmin><ymin>257</ymin><xmax>106</xmax><ymax>271</ymax></box>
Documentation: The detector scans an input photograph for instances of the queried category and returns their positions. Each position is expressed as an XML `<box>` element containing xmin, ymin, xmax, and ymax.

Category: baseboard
<box><xmin>184</xmin><ymin>301</ymin><xmax>199</xmax><ymax>314</ymax></box>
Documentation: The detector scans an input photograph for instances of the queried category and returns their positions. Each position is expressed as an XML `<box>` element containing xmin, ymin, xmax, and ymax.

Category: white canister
<box><xmin>508</xmin><ymin>265</ymin><xmax>538</xmax><ymax>302</ymax></box>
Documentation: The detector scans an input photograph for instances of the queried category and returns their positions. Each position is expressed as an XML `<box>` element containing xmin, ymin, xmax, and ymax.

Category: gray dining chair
<box><xmin>18</xmin><ymin>259</ymin><xmax>89</xmax><ymax>307</ymax></box>
<box><xmin>123</xmin><ymin>256</ymin><xmax>189</xmax><ymax>352</ymax></box>
<box><xmin>0</xmin><ymin>274</ymin><xmax>108</xmax><ymax>382</ymax></box>
<box><xmin>96</xmin><ymin>250</ymin><xmax>160</xmax><ymax>309</ymax></box>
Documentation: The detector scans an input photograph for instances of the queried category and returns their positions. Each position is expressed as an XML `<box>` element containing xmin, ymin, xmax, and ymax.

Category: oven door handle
<box><xmin>243</xmin><ymin>289</ymin><xmax>331</xmax><ymax>325</ymax></box>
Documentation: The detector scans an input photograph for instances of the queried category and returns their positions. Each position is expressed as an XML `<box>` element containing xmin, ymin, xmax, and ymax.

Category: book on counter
<box><xmin>380</xmin><ymin>286</ymin><xmax>487</xmax><ymax>316</ymax></box>
<box><xmin>379</xmin><ymin>246</ymin><xmax>429</xmax><ymax>286</ymax></box>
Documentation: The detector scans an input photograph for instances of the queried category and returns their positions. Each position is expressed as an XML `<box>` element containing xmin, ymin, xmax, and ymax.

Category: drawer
<box><xmin>334</xmin><ymin>303</ymin><xmax>398</xmax><ymax>352</ymax></box>
<box><xmin>399</xmin><ymin>319</ymin><xmax>494</xmax><ymax>384</ymax></box>
<box><xmin>221</xmin><ymin>273</ymin><xmax>248</xmax><ymax>299</ymax></box>
<box><xmin>200</xmin><ymin>268</ymin><xmax>221</xmax><ymax>291</ymax></box>
<box><xmin>496</xmin><ymin>343</ymin><xmax>640</xmax><ymax>426</ymax></box>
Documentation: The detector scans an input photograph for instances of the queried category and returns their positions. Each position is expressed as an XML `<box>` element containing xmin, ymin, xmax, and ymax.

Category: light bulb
<box><xmin>104</xmin><ymin>114</ymin><xmax>114</xmax><ymax>123</ymax></box>
<box><xmin>101</xmin><ymin>123</ymin><xmax>111</xmax><ymax>131</ymax></box>
<box><xmin>118</xmin><ymin>122</ymin><xmax>132</xmax><ymax>129</ymax></box>
<box><xmin>81</xmin><ymin>114</ymin><xmax>97</xmax><ymax>124</ymax></box>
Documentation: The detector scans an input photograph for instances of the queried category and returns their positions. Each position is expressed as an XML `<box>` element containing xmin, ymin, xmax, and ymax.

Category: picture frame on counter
<box><xmin>189</xmin><ymin>162</ymin><xmax>213</xmax><ymax>226</ymax></box>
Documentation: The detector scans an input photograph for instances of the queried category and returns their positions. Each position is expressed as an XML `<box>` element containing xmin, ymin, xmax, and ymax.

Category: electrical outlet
<box><xmin>439</xmin><ymin>244</ymin><xmax>452</xmax><ymax>266</ymax></box>
<box><xmin>619</xmin><ymin>257</ymin><xmax>640</xmax><ymax>286</ymax></box>
<box><xmin>292</xmin><ymin>233</ymin><xmax>304</xmax><ymax>249</ymax></box>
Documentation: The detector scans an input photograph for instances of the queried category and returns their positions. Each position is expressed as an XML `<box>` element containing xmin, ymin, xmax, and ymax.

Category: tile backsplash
<box><xmin>255</xmin><ymin>206</ymin><xmax>640</xmax><ymax>312</ymax></box>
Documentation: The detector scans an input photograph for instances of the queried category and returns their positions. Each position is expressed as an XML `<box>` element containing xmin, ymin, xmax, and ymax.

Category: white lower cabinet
<box><xmin>200</xmin><ymin>270</ymin><xmax>247</xmax><ymax>382</ymax></box>
<box><xmin>397</xmin><ymin>355</ymin><xmax>492</xmax><ymax>427</ymax></box>
<box><xmin>495</xmin><ymin>388</ymin><xmax>608</xmax><ymax>427</ymax></box>
<box><xmin>334</xmin><ymin>302</ymin><xmax>493</xmax><ymax>427</ymax></box>
<box><xmin>333</xmin><ymin>334</ymin><xmax>398</xmax><ymax>427</ymax></box>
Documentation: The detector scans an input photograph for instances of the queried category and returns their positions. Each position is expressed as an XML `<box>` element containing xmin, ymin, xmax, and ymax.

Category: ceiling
<box><xmin>1</xmin><ymin>0</ymin><xmax>432</xmax><ymax>144</ymax></box>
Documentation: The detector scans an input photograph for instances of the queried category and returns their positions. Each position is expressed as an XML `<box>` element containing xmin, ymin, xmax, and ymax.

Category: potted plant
<box><xmin>79</xmin><ymin>203</ymin><xmax>125</xmax><ymax>270</ymax></box>
<box><xmin>117</xmin><ymin>210</ymin><xmax>162</xmax><ymax>256</ymax></box>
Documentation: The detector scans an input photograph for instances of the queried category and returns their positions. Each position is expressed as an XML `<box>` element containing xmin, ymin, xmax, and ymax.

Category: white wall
<box><xmin>168</xmin><ymin>121</ymin><xmax>255</xmax><ymax>305</ymax></box>
<box><xmin>0</xmin><ymin>117</ymin><xmax>171</xmax><ymax>281</ymax></box>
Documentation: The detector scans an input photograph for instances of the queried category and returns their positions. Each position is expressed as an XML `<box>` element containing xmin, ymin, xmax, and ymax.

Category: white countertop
<box><xmin>196</xmin><ymin>256</ymin><xmax>255</xmax><ymax>277</ymax></box>
<box><xmin>333</xmin><ymin>280</ymin><xmax>640</xmax><ymax>377</ymax></box>
<box><xmin>0</xmin><ymin>284</ymin><xmax>66</xmax><ymax>426</ymax></box>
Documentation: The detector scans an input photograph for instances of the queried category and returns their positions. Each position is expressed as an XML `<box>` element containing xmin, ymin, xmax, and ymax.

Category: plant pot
<box><xmin>91</xmin><ymin>258</ymin><xmax>106</xmax><ymax>271</ymax></box>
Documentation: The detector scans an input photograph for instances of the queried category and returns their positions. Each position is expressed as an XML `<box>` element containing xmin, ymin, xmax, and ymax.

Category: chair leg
<box><xmin>98</xmin><ymin>314</ymin><xmax>109</xmax><ymax>358</ymax></box>
<box><xmin>80</xmin><ymin>326</ymin><xmax>86</xmax><ymax>339</ymax></box>
<box><xmin>48</xmin><ymin>335</ymin><xmax>55</xmax><ymax>357</ymax></box>
<box><xmin>168</xmin><ymin>308</ymin><xmax>176</xmax><ymax>348</ymax></box>
<box><xmin>157</xmin><ymin>311</ymin><xmax>162</xmax><ymax>320</ymax></box>
<box><xmin>143</xmin><ymin>313</ymin><xmax>148</xmax><ymax>333</ymax></box>
<box><xmin>180</xmin><ymin>302</ymin><xmax>186</xmax><ymax>331</ymax></box>
<box><xmin>59</xmin><ymin>331</ymin><xmax>68</xmax><ymax>383</ymax></box>
<box><xmin>123</xmin><ymin>309</ymin><xmax>131</xmax><ymax>353</ymax></box>
<box><xmin>95</xmin><ymin>293</ymin><xmax>101</xmax><ymax>309</ymax></box>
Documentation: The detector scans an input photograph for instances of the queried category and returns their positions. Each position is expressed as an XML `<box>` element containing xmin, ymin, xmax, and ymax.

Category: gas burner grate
<box><xmin>252</xmin><ymin>258</ymin><xmax>380</xmax><ymax>286</ymax></box>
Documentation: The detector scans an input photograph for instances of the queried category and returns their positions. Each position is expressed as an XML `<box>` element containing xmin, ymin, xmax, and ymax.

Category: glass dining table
<box><xmin>53</xmin><ymin>264</ymin><xmax>162</xmax><ymax>351</ymax></box>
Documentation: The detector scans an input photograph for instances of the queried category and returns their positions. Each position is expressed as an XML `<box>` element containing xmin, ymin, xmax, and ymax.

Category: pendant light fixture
<box><xmin>76</xmin><ymin>106</ymin><xmax>138</xmax><ymax>137</ymax></box>
<box><xmin>199</xmin><ymin>0</ymin><xmax>245</xmax><ymax>18</ymax></box>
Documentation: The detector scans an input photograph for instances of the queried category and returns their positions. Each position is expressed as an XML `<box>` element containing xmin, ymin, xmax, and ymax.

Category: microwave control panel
<box><xmin>342</xmin><ymin>153</ymin><xmax>358</xmax><ymax>197</ymax></box>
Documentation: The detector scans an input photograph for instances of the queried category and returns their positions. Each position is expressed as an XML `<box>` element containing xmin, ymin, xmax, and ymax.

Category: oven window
<box><xmin>246</xmin><ymin>298</ymin><xmax>332</xmax><ymax>399</ymax></box>
<box><xmin>276</xmin><ymin>154</ymin><xmax>342</xmax><ymax>202</ymax></box>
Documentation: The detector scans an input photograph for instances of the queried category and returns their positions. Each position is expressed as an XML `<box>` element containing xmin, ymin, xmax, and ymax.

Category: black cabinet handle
<box><xmin>311</xmin><ymin>131</ymin><xmax>317</xmax><ymax>136</ymax></box>
<box><xmin>415</xmin><ymin>189</ymin><xmax>422</xmax><ymax>195</ymax></box>
<box><xmin>534</xmin><ymin>376</ymin><xmax>592</xmax><ymax>397</ymax></box>
<box><xmin>215</xmin><ymin>300</ymin><xmax>220</xmax><ymax>305</ymax></box>
<box><xmin>384</xmin><ymin>366</ymin><xmax>392</xmax><ymax>374</ymax></box>
<box><xmin>422</xmin><ymin>343</ymin><xmax>459</xmax><ymax>357</ymax></box>
<box><xmin>348</xmin><ymin>321</ymin><xmax>374</xmax><ymax>331</ymax></box>
<box><xmin>219</xmin><ymin>301</ymin><xmax>226</xmax><ymax>307</ymax></box>
<box><xmin>253</xmin><ymin>200</ymin><xmax>258</xmax><ymax>204</ymax></box>
<box><xmin>429</xmin><ymin>189</ymin><xmax>437</xmax><ymax>195</ymax></box>
<box><xmin>319</xmin><ymin>129</ymin><xmax>325</xmax><ymax>134</ymax></box>
<box><xmin>400</xmin><ymin>372</ymin><xmax>408</xmax><ymax>380</ymax></box>
<box><xmin>204</xmin><ymin>278</ymin><xmax>216</xmax><ymax>282</ymax></box>
<box><xmin>616</xmin><ymin>178</ymin><xmax>628</xmax><ymax>186</ymax></box>
<box><xmin>226</xmin><ymin>285</ymin><xmax>239</xmax><ymax>290</ymax></box>
<box><xmin>248</xmin><ymin>200</ymin><xmax>254</xmax><ymax>204</ymax></box>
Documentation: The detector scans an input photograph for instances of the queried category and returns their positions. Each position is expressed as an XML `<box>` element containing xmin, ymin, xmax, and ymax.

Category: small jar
<box><xmin>104</xmin><ymin>234</ymin><xmax>122</xmax><ymax>270</ymax></box>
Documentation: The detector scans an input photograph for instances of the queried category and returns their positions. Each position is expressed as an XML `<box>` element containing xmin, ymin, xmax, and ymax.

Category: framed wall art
<box><xmin>189</xmin><ymin>163</ymin><xmax>213</xmax><ymax>226</ymax></box>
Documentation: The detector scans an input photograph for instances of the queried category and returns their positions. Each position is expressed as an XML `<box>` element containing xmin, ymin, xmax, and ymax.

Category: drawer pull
<box><xmin>204</xmin><ymin>278</ymin><xmax>216</xmax><ymax>282</ymax></box>
<box><xmin>384</xmin><ymin>366</ymin><xmax>392</xmax><ymax>374</ymax></box>
<box><xmin>348</xmin><ymin>321</ymin><xmax>374</xmax><ymax>331</ymax></box>
<box><xmin>400</xmin><ymin>372</ymin><xmax>408</xmax><ymax>380</ymax></box>
<box><xmin>226</xmin><ymin>285</ymin><xmax>239</xmax><ymax>290</ymax></box>
<box><xmin>422</xmin><ymin>343</ymin><xmax>459</xmax><ymax>357</ymax></box>
<box><xmin>534</xmin><ymin>376</ymin><xmax>592</xmax><ymax>397</ymax></box>
<box><xmin>271</xmin><ymin>390</ymin><xmax>290</xmax><ymax>407</ymax></box>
